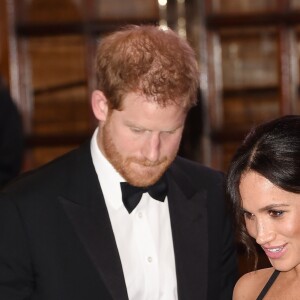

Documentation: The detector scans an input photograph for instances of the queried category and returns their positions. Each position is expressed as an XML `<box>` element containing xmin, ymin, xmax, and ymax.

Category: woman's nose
<box><xmin>255</xmin><ymin>220</ymin><xmax>276</xmax><ymax>245</ymax></box>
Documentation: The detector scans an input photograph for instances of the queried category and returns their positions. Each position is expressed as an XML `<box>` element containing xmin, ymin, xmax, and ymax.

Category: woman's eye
<box><xmin>243</xmin><ymin>211</ymin><xmax>254</xmax><ymax>220</ymax></box>
<box><xmin>269</xmin><ymin>210</ymin><xmax>284</xmax><ymax>217</ymax></box>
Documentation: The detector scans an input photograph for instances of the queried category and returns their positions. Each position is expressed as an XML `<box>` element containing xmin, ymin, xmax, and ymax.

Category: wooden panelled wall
<box><xmin>0</xmin><ymin>1</ymin><xmax>10</xmax><ymax>83</ymax></box>
<box><xmin>2</xmin><ymin>0</ymin><xmax>300</xmax><ymax>175</ymax></box>
<box><xmin>2</xmin><ymin>0</ymin><xmax>160</xmax><ymax>170</ymax></box>
<box><xmin>204</xmin><ymin>0</ymin><xmax>300</xmax><ymax>171</ymax></box>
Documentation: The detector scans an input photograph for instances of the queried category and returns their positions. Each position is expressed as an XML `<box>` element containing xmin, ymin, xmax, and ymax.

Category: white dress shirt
<box><xmin>90</xmin><ymin>129</ymin><xmax>178</xmax><ymax>300</ymax></box>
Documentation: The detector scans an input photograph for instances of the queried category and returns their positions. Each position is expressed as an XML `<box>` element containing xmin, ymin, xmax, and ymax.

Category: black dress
<box><xmin>256</xmin><ymin>269</ymin><xmax>280</xmax><ymax>300</ymax></box>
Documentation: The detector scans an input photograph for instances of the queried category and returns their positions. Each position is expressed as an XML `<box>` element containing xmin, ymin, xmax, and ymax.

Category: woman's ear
<box><xmin>91</xmin><ymin>90</ymin><xmax>109</xmax><ymax>121</ymax></box>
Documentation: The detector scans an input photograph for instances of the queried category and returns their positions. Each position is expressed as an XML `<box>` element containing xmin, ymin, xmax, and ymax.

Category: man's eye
<box><xmin>164</xmin><ymin>130</ymin><xmax>176</xmax><ymax>135</ymax></box>
<box><xmin>131</xmin><ymin>127</ymin><xmax>144</xmax><ymax>133</ymax></box>
<box><xmin>269</xmin><ymin>210</ymin><xmax>284</xmax><ymax>217</ymax></box>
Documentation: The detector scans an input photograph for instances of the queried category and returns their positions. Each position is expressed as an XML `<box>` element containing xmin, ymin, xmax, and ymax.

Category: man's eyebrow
<box><xmin>124</xmin><ymin>121</ymin><xmax>145</xmax><ymax>129</ymax></box>
<box><xmin>124</xmin><ymin>121</ymin><xmax>184</xmax><ymax>132</ymax></box>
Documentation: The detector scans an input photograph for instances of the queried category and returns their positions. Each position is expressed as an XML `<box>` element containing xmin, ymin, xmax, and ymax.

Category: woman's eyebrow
<box><xmin>242</xmin><ymin>204</ymin><xmax>290</xmax><ymax>214</ymax></box>
<box><xmin>258</xmin><ymin>203</ymin><xmax>289</xmax><ymax>213</ymax></box>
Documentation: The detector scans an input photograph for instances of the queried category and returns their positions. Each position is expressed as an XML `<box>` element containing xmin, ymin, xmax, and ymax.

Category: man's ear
<box><xmin>91</xmin><ymin>90</ymin><xmax>109</xmax><ymax>121</ymax></box>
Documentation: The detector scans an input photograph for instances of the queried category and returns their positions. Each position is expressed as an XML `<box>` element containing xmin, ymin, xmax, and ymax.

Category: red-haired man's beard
<box><xmin>100</xmin><ymin>124</ymin><xmax>177</xmax><ymax>187</ymax></box>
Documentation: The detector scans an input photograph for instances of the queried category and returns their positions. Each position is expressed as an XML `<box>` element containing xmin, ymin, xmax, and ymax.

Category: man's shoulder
<box><xmin>169</xmin><ymin>156</ymin><xmax>226</xmax><ymax>211</ymax></box>
<box><xmin>171</xmin><ymin>156</ymin><xmax>223</xmax><ymax>183</ymax></box>
<box><xmin>2</xmin><ymin>142</ymin><xmax>90</xmax><ymax>196</ymax></box>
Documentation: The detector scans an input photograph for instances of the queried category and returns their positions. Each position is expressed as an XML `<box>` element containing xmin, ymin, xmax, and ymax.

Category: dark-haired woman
<box><xmin>226</xmin><ymin>115</ymin><xmax>300</xmax><ymax>299</ymax></box>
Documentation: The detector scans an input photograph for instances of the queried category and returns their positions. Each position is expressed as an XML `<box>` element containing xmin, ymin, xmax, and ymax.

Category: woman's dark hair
<box><xmin>226</xmin><ymin>115</ymin><xmax>300</xmax><ymax>267</ymax></box>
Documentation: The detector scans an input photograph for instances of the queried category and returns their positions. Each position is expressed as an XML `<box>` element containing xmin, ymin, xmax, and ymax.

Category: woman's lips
<box><xmin>262</xmin><ymin>244</ymin><xmax>287</xmax><ymax>259</ymax></box>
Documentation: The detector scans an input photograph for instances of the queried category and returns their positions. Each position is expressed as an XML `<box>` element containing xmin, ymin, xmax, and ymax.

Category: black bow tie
<box><xmin>120</xmin><ymin>176</ymin><xmax>168</xmax><ymax>213</ymax></box>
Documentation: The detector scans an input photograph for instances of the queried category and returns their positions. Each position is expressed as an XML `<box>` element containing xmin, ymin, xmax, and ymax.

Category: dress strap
<box><xmin>256</xmin><ymin>269</ymin><xmax>280</xmax><ymax>300</ymax></box>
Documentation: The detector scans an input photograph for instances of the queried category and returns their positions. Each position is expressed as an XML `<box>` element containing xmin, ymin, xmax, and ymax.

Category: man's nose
<box><xmin>142</xmin><ymin>133</ymin><xmax>160</xmax><ymax>162</ymax></box>
<box><xmin>255</xmin><ymin>220</ymin><xmax>276</xmax><ymax>245</ymax></box>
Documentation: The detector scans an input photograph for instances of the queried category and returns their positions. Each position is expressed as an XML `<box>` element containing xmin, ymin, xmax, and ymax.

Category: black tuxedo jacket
<box><xmin>0</xmin><ymin>81</ymin><xmax>24</xmax><ymax>187</ymax></box>
<box><xmin>0</xmin><ymin>142</ymin><xmax>237</xmax><ymax>300</ymax></box>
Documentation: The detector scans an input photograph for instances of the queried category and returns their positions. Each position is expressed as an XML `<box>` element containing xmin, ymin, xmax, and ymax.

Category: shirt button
<box><xmin>147</xmin><ymin>256</ymin><xmax>152</xmax><ymax>263</ymax></box>
<box><xmin>138</xmin><ymin>212</ymin><xmax>143</xmax><ymax>218</ymax></box>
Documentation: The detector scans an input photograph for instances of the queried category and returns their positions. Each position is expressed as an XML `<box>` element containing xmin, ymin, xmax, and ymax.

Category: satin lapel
<box><xmin>59</xmin><ymin>143</ymin><xmax>128</xmax><ymax>300</ymax></box>
<box><xmin>167</xmin><ymin>166</ymin><xmax>208</xmax><ymax>300</ymax></box>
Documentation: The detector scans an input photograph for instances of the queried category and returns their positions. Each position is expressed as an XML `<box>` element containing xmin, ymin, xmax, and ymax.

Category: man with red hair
<box><xmin>0</xmin><ymin>25</ymin><xmax>237</xmax><ymax>300</ymax></box>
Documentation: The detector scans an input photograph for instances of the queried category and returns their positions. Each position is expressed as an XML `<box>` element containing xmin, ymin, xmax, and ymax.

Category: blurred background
<box><xmin>1</xmin><ymin>0</ymin><xmax>300</xmax><ymax>275</ymax></box>
<box><xmin>2</xmin><ymin>0</ymin><xmax>300</xmax><ymax>172</ymax></box>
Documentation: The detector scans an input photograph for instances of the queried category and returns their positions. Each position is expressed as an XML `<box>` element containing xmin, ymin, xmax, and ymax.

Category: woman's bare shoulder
<box><xmin>233</xmin><ymin>267</ymin><xmax>275</xmax><ymax>300</ymax></box>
